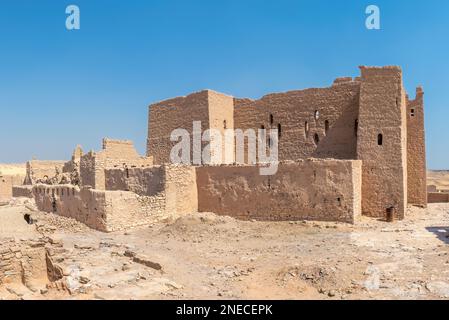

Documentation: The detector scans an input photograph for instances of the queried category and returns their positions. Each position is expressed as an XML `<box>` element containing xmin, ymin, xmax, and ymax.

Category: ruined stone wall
<box><xmin>356</xmin><ymin>66</ymin><xmax>408</xmax><ymax>219</ymax></box>
<box><xmin>407</xmin><ymin>87</ymin><xmax>427</xmax><ymax>207</ymax></box>
<box><xmin>0</xmin><ymin>238</ymin><xmax>48</xmax><ymax>288</ymax></box>
<box><xmin>80</xmin><ymin>139</ymin><xmax>153</xmax><ymax>190</ymax></box>
<box><xmin>427</xmin><ymin>192</ymin><xmax>449</xmax><ymax>203</ymax></box>
<box><xmin>32</xmin><ymin>185</ymin><xmax>164</xmax><ymax>232</ymax></box>
<box><xmin>234</xmin><ymin>80</ymin><xmax>360</xmax><ymax>163</ymax></box>
<box><xmin>34</xmin><ymin>165</ymin><xmax>197</xmax><ymax>232</ymax></box>
<box><xmin>12</xmin><ymin>185</ymin><xmax>34</xmax><ymax>198</ymax></box>
<box><xmin>196</xmin><ymin>159</ymin><xmax>362</xmax><ymax>223</ymax></box>
<box><xmin>207</xmin><ymin>90</ymin><xmax>235</xmax><ymax>164</ymax></box>
<box><xmin>24</xmin><ymin>160</ymin><xmax>66</xmax><ymax>185</ymax></box>
<box><xmin>105</xmin><ymin>166</ymin><xmax>165</xmax><ymax>196</ymax></box>
<box><xmin>164</xmin><ymin>165</ymin><xmax>198</xmax><ymax>215</ymax></box>
<box><xmin>0</xmin><ymin>175</ymin><xmax>25</xmax><ymax>201</ymax></box>
<box><xmin>105</xmin><ymin>164</ymin><xmax>198</xmax><ymax>216</ymax></box>
<box><xmin>147</xmin><ymin>90</ymin><xmax>211</xmax><ymax>165</ymax></box>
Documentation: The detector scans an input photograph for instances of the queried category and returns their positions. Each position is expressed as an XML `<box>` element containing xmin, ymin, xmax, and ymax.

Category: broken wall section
<box><xmin>80</xmin><ymin>139</ymin><xmax>153</xmax><ymax>190</ymax></box>
<box><xmin>407</xmin><ymin>87</ymin><xmax>427</xmax><ymax>207</ymax></box>
<box><xmin>196</xmin><ymin>159</ymin><xmax>362</xmax><ymax>224</ymax></box>
<box><xmin>34</xmin><ymin>165</ymin><xmax>197</xmax><ymax>232</ymax></box>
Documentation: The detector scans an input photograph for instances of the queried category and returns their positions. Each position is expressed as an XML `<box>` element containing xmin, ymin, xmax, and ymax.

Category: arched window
<box><xmin>314</xmin><ymin>133</ymin><xmax>320</xmax><ymax>145</ymax></box>
<box><xmin>325</xmin><ymin>120</ymin><xmax>330</xmax><ymax>134</ymax></box>
<box><xmin>378</xmin><ymin>134</ymin><xmax>383</xmax><ymax>146</ymax></box>
<box><xmin>278</xmin><ymin>123</ymin><xmax>282</xmax><ymax>138</ymax></box>
<box><xmin>270</xmin><ymin>114</ymin><xmax>274</xmax><ymax>125</ymax></box>
<box><xmin>314</xmin><ymin>110</ymin><xmax>320</xmax><ymax>120</ymax></box>
<box><xmin>410</xmin><ymin>109</ymin><xmax>415</xmax><ymax>117</ymax></box>
<box><xmin>305</xmin><ymin>121</ymin><xmax>309</xmax><ymax>138</ymax></box>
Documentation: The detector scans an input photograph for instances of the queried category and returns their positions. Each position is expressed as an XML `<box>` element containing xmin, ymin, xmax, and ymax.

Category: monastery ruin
<box><xmin>1</xmin><ymin>66</ymin><xmax>430</xmax><ymax>231</ymax></box>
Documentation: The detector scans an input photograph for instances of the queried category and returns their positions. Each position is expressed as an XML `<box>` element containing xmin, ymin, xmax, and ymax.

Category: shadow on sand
<box><xmin>426</xmin><ymin>227</ymin><xmax>449</xmax><ymax>244</ymax></box>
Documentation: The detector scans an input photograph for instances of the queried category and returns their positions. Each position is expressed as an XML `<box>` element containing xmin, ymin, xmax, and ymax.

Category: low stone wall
<box><xmin>0</xmin><ymin>175</ymin><xmax>25</xmax><ymax>201</ymax></box>
<box><xmin>196</xmin><ymin>159</ymin><xmax>362</xmax><ymax>223</ymax></box>
<box><xmin>32</xmin><ymin>166</ymin><xmax>198</xmax><ymax>232</ymax></box>
<box><xmin>12</xmin><ymin>185</ymin><xmax>34</xmax><ymax>198</ymax></box>
<box><xmin>428</xmin><ymin>192</ymin><xmax>449</xmax><ymax>203</ymax></box>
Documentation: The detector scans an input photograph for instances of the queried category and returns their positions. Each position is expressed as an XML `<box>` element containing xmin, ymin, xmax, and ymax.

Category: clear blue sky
<box><xmin>0</xmin><ymin>0</ymin><xmax>448</xmax><ymax>169</ymax></box>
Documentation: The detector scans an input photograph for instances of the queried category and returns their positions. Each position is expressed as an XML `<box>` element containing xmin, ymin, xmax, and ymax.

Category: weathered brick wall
<box><xmin>0</xmin><ymin>239</ymin><xmax>47</xmax><ymax>287</ymax></box>
<box><xmin>234</xmin><ymin>80</ymin><xmax>360</xmax><ymax>162</ymax></box>
<box><xmin>407</xmin><ymin>87</ymin><xmax>427</xmax><ymax>207</ymax></box>
<box><xmin>105</xmin><ymin>164</ymin><xmax>198</xmax><ymax>217</ymax></box>
<box><xmin>34</xmin><ymin>165</ymin><xmax>197</xmax><ymax>232</ymax></box>
<box><xmin>147</xmin><ymin>90</ymin><xmax>211</xmax><ymax>164</ymax></box>
<box><xmin>196</xmin><ymin>159</ymin><xmax>362</xmax><ymax>223</ymax></box>
<box><xmin>356</xmin><ymin>66</ymin><xmax>408</xmax><ymax>219</ymax></box>
<box><xmin>0</xmin><ymin>175</ymin><xmax>25</xmax><ymax>200</ymax></box>
<box><xmin>428</xmin><ymin>192</ymin><xmax>449</xmax><ymax>203</ymax></box>
<box><xmin>24</xmin><ymin>160</ymin><xmax>66</xmax><ymax>185</ymax></box>
<box><xmin>12</xmin><ymin>185</ymin><xmax>33</xmax><ymax>198</ymax></box>
<box><xmin>80</xmin><ymin>139</ymin><xmax>153</xmax><ymax>190</ymax></box>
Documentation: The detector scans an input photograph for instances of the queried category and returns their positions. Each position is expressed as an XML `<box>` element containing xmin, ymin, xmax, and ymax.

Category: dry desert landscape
<box><xmin>1</xmin><ymin>179</ymin><xmax>449</xmax><ymax>300</ymax></box>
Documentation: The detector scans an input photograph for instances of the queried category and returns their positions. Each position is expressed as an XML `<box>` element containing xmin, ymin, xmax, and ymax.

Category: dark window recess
<box><xmin>270</xmin><ymin>114</ymin><xmax>274</xmax><ymax>125</ymax></box>
<box><xmin>278</xmin><ymin>123</ymin><xmax>282</xmax><ymax>138</ymax></box>
<box><xmin>354</xmin><ymin>119</ymin><xmax>359</xmax><ymax>137</ymax></box>
<box><xmin>411</xmin><ymin>109</ymin><xmax>415</xmax><ymax>117</ymax></box>
<box><xmin>378</xmin><ymin>134</ymin><xmax>383</xmax><ymax>146</ymax></box>
<box><xmin>314</xmin><ymin>133</ymin><xmax>320</xmax><ymax>145</ymax></box>
<box><xmin>325</xmin><ymin>120</ymin><xmax>330</xmax><ymax>133</ymax></box>
<box><xmin>223</xmin><ymin>120</ymin><xmax>227</xmax><ymax>129</ymax></box>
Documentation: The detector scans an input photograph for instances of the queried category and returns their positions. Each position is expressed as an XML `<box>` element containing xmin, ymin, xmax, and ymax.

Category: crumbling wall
<box><xmin>105</xmin><ymin>166</ymin><xmax>165</xmax><ymax>196</ymax></box>
<box><xmin>0</xmin><ymin>164</ymin><xmax>26</xmax><ymax>200</ymax></box>
<box><xmin>427</xmin><ymin>192</ymin><xmax>449</xmax><ymax>203</ymax></box>
<box><xmin>0</xmin><ymin>238</ymin><xmax>48</xmax><ymax>289</ymax></box>
<box><xmin>407</xmin><ymin>87</ymin><xmax>427</xmax><ymax>207</ymax></box>
<box><xmin>80</xmin><ymin>139</ymin><xmax>153</xmax><ymax>190</ymax></box>
<box><xmin>147</xmin><ymin>90</ymin><xmax>211</xmax><ymax>165</ymax></box>
<box><xmin>356</xmin><ymin>66</ymin><xmax>408</xmax><ymax>219</ymax></box>
<box><xmin>196</xmin><ymin>159</ymin><xmax>362</xmax><ymax>223</ymax></box>
<box><xmin>24</xmin><ymin>160</ymin><xmax>66</xmax><ymax>185</ymax></box>
<box><xmin>234</xmin><ymin>80</ymin><xmax>360</xmax><ymax>162</ymax></box>
<box><xmin>34</xmin><ymin>165</ymin><xmax>197</xmax><ymax>232</ymax></box>
<box><xmin>0</xmin><ymin>175</ymin><xmax>25</xmax><ymax>201</ymax></box>
<box><xmin>12</xmin><ymin>185</ymin><xmax>33</xmax><ymax>198</ymax></box>
<box><xmin>105</xmin><ymin>164</ymin><xmax>198</xmax><ymax>216</ymax></box>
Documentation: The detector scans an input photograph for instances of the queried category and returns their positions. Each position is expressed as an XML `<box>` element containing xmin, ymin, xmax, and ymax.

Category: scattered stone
<box><xmin>132</xmin><ymin>254</ymin><xmax>162</xmax><ymax>271</ymax></box>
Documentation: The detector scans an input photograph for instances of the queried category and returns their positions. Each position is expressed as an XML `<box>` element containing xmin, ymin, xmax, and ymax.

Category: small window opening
<box><xmin>377</xmin><ymin>134</ymin><xmax>383</xmax><ymax>146</ymax></box>
<box><xmin>354</xmin><ymin>119</ymin><xmax>359</xmax><ymax>137</ymax></box>
<box><xmin>270</xmin><ymin>114</ymin><xmax>274</xmax><ymax>125</ymax></box>
<box><xmin>411</xmin><ymin>109</ymin><xmax>415</xmax><ymax>117</ymax></box>
<box><xmin>278</xmin><ymin>123</ymin><xmax>282</xmax><ymax>138</ymax></box>
<box><xmin>325</xmin><ymin>120</ymin><xmax>330</xmax><ymax>134</ymax></box>
<box><xmin>314</xmin><ymin>110</ymin><xmax>320</xmax><ymax>120</ymax></box>
<box><xmin>305</xmin><ymin>122</ymin><xmax>309</xmax><ymax>138</ymax></box>
<box><xmin>223</xmin><ymin>120</ymin><xmax>227</xmax><ymax>129</ymax></box>
<box><xmin>314</xmin><ymin>133</ymin><xmax>320</xmax><ymax>145</ymax></box>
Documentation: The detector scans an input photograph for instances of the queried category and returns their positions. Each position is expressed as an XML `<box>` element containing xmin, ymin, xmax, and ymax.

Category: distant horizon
<box><xmin>1</xmin><ymin>1</ymin><xmax>448</xmax><ymax>169</ymax></box>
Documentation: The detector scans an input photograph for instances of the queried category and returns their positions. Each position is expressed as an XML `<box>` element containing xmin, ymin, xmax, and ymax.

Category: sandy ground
<box><xmin>1</xmin><ymin>199</ymin><xmax>449</xmax><ymax>300</ymax></box>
